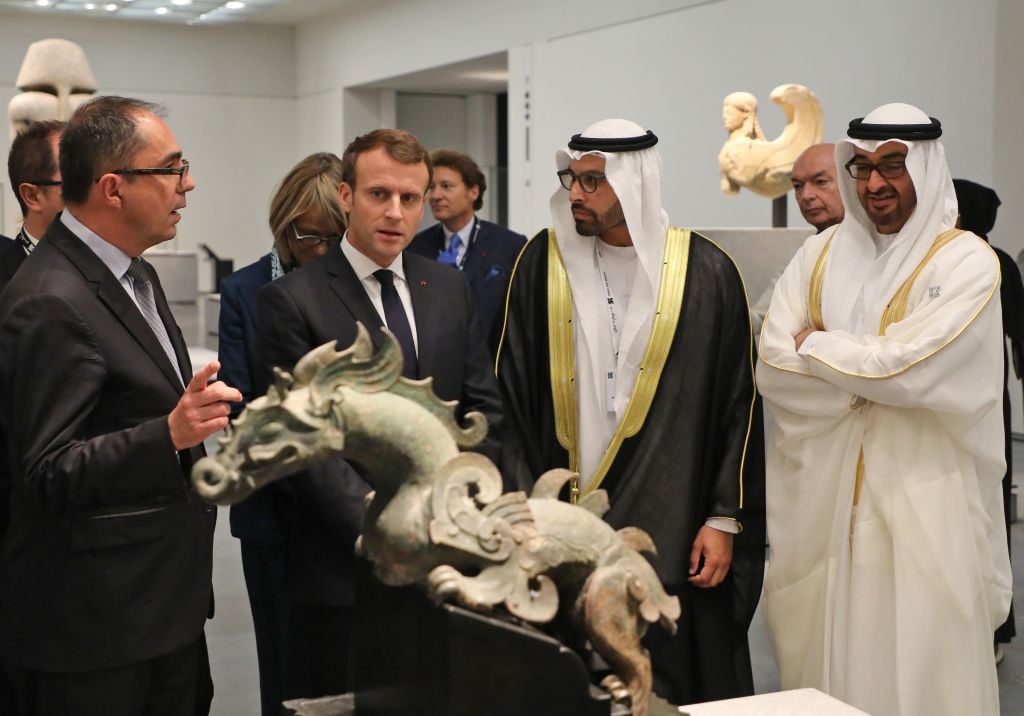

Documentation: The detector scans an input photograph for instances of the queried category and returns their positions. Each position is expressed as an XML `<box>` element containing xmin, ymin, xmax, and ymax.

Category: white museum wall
<box><xmin>295</xmin><ymin>0</ymin><xmax>1011</xmax><ymax>244</ymax></box>
<box><xmin>0</xmin><ymin>11</ymin><xmax>298</xmax><ymax>279</ymax></box>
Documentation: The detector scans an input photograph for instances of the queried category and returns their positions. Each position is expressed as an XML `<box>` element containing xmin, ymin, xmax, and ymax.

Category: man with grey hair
<box><xmin>498</xmin><ymin>118</ymin><xmax>764</xmax><ymax>705</ymax></box>
<box><xmin>0</xmin><ymin>95</ymin><xmax>239</xmax><ymax>714</ymax></box>
<box><xmin>758</xmin><ymin>104</ymin><xmax>1011</xmax><ymax>715</ymax></box>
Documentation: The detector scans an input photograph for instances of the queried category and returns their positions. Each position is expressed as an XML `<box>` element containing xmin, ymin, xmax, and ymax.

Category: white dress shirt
<box><xmin>341</xmin><ymin>235</ymin><xmax>419</xmax><ymax>353</ymax></box>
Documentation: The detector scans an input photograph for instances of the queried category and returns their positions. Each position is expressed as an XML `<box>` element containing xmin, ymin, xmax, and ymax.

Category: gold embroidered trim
<box><xmin>807</xmin><ymin>226</ymin><xmax>840</xmax><ymax>330</ymax></box>
<box><xmin>582</xmin><ymin>228</ymin><xmax>691</xmax><ymax>498</ymax></box>
<box><xmin>546</xmin><ymin>231</ymin><xmax>579</xmax><ymax>495</ymax></box>
<box><xmin>808</xmin><ymin>231</ymin><xmax>993</xmax><ymax>380</ymax></box>
<box><xmin>695</xmin><ymin>234</ymin><xmax>756</xmax><ymax>512</ymax></box>
<box><xmin>493</xmin><ymin>234</ymin><xmax>533</xmax><ymax>377</ymax></box>
<box><xmin>878</xmin><ymin>228</ymin><xmax>965</xmax><ymax>333</ymax></box>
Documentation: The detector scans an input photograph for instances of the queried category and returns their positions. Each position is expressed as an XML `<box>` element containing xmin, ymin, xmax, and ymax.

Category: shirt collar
<box><xmin>441</xmin><ymin>215</ymin><xmax>476</xmax><ymax>241</ymax></box>
<box><xmin>20</xmin><ymin>226</ymin><xmax>40</xmax><ymax>246</ymax></box>
<box><xmin>341</xmin><ymin>232</ymin><xmax>406</xmax><ymax>282</ymax></box>
<box><xmin>61</xmin><ymin>210</ymin><xmax>134</xmax><ymax>280</ymax></box>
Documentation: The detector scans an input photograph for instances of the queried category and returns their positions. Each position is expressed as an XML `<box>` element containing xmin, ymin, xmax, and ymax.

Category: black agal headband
<box><xmin>568</xmin><ymin>129</ymin><xmax>658</xmax><ymax>152</ymax></box>
<box><xmin>847</xmin><ymin>116</ymin><xmax>942</xmax><ymax>140</ymax></box>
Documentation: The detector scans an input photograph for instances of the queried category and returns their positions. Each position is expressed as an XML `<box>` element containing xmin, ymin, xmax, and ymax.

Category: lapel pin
<box><xmin>420</xmin><ymin>280</ymin><xmax>428</xmax><ymax>286</ymax></box>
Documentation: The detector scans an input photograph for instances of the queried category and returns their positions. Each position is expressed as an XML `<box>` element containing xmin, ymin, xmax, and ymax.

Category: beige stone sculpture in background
<box><xmin>8</xmin><ymin>39</ymin><xmax>97</xmax><ymax>138</ymax></box>
<box><xmin>717</xmin><ymin>83</ymin><xmax>824</xmax><ymax>200</ymax></box>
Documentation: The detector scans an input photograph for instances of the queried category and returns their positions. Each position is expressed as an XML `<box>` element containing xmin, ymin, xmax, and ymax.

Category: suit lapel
<box><xmin>325</xmin><ymin>247</ymin><xmax>389</xmax><ymax>346</ymax></box>
<box><xmin>404</xmin><ymin>256</ymin><xmax>438</xmax><ymax>379</ymax></box>
<box><xmin>47</xmin><ymin>222</ymin><xmax>185</xmax><ymax>396</ymax></box>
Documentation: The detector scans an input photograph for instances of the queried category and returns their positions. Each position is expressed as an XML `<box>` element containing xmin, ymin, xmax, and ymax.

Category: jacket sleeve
<box><xmin>1</xmin><ymin>294</ymin><xmax>180</xmax><ymax>514</ymax></box>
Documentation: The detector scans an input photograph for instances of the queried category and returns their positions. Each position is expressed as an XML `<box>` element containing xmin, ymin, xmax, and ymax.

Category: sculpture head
<box><xmin>193</xmin><ymin>325</ymin><xmax>400</xmax><ymax>504</ymax></box>
<box><xmin>9</xmin><ymin>39</ymin><xmax>97</xmax><ymax>139</ymax></box>
<box><xmin>722</xmin><ymin>91</ymin><xmax>760</xmax><ymax>136</ymax></box>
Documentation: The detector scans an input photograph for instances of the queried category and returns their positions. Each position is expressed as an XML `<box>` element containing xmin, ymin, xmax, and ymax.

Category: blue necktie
<box><xmin>437</xmin><ymin>233</ymin><xmax>461</xmax><ymax>267</ymax></box>
<box><xmin>373</xmin><ymin>269</ymin><xmax>418</xmax><ymax>378</ymax></box>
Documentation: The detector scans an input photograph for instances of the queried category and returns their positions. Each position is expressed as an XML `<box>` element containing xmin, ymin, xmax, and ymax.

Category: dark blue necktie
<box><xmin>373</xmin><ymin>269</ymin><xmax>418</xmax><ymax>378</ymax></box>
<box><xmin>437</xmin><ymin>233</ymin><xmax>461</xmax><ymax>267</ymax></box>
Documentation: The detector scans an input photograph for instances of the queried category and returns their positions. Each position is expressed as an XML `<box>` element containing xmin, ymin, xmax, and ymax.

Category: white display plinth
<box><xmin>679</xmin><ymin>688</ymin><xmax>869</xmax><ymax>715</ymax></box>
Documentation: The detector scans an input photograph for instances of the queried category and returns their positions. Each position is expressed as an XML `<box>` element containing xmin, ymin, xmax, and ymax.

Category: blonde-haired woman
<box><xmin>218</xmin><ymin>151</ymin><xmax>345</xmax><ymax>716</ymax></box>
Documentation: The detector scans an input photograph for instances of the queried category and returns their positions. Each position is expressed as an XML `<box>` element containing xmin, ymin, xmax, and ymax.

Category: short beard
<box><xmin>572</xmin><ymin>201</ymin><xmax>626</xmax><ymax>237</ymax></box>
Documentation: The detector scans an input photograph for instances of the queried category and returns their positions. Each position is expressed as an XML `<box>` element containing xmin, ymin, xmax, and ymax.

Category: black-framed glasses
<box><xmin>844</xmin><ymin>158</ymin><xmax>907</xmax><ymax>181</ymax></box>
<box><xmin>290</xmin><ymin>223</ymin><xmax>342</xmax><ymax>247</ymax></box>
<box><xmin>557</xmin><ymin>169</ymin><xmax>607</xmax><ymax>194</ymax></box>
<box><xmin>25</xmin><ymin>179</ymin><xmax>61</xmax><ymax>187</ymax></box>
<box><xmin>110</xmin><ymin>158</ymin><xmax>190</xmax><ymax>188</ymax></box>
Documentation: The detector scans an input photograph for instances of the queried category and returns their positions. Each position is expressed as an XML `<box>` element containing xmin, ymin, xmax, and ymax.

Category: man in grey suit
<box><xmin>0</xmin><ymin>95</ymin><xmax>240</xmax><ymax>715</ymax></box>
<box><xmin>257</xmin><ymin>128</ymin><xmax>502</xmax><ymax>700</ymax></box>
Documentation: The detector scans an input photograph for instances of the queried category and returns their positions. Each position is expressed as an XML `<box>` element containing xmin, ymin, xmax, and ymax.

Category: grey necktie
<box><xmin>126</xmin><ymin>258</ymin><xmax>183</xmax><ymax>385</ymax></box>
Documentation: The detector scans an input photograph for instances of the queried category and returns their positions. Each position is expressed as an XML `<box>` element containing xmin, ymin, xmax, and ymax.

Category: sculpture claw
<box><xmin>600</xmin><ymin>674</ymin><xmax>632</xmax><ymax>706</ymax></box>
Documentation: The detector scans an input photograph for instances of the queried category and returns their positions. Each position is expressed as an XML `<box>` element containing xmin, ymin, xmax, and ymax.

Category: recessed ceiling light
<box><xmin>155</xmin><ymin>6</ymin><xmax>168</xmax><ymax>13</ymax></box>
<box><xmin>84</xmin><ymin>2</ymin><xmax>95</xmax><ymax>7</ymax></box>
<box><xmin>171</xmin><ymin>0</ymin><xmax>191</xmax><ymax>5</ymax></box>
<box><xmin>225</xmin><ymin>1</ymin><xmax>245</xmax><ymax>9</ymax></box>
<box><xmin>105</xmin><ymin>3</ymin><xmax>117</xmax><ymax>10</ymax></box>
<box><xmin>35</xmin><ymin>0</ymin><xmax>51</xmax><ymax>6</ymax></box>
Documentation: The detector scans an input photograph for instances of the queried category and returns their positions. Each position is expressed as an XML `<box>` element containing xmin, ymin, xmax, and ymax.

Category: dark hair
<box><xmin>8</xmin><ymin>120</ymin><xmax>65</xmax><ymax>216</ymax></box>
<box><xmin>431</xmin><ymin>149</ymin><xmax>486</xmax><ymax>211</ymax></box>
<box><xmin>60</xmin><ymin>96</ymin><xmax>167</xmax><ymax>205</ymax></box>
<box><xmin>341</xmin><ymin>128</ymin><xmax>432</xmax><ymax>191</ymax></box>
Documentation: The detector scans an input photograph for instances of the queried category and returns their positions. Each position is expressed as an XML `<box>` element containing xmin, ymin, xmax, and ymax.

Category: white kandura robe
<box><xmin>757</xmin><ymin>229</ymin><xmax>1012</xmax><ymax>716</ymax></box>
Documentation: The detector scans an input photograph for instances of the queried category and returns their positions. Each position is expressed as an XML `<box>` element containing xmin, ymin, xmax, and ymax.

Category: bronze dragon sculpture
<box><xmin>192</xmin><ymin>325</ymin><xmax>680</xmax><ymax>715</ymax></box>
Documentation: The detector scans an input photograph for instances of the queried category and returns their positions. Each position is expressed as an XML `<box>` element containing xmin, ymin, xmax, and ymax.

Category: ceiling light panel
<box><xmin>0</xmin><ymin>0</ymin><xmax>285</xmax><ymax>24</ymax></box>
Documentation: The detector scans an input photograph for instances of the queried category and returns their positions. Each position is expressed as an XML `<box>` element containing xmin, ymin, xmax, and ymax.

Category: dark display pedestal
<box><xmin>351</xmin><ymin>558</ymin><xmax>624</xmax><ymax>716</ymax></box>
<box><xmin>283</xmin><ymin>560</ymin><xmax>682</xmax><ymax>715</ymax></box>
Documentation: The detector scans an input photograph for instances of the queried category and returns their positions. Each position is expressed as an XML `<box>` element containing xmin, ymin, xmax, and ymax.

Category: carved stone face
<box><xmin>8</xmin><ymin>39</ymin><xmax>97</xmax><ymax>138</ymax></box>
<box><xmin>723</xmin><ymin>103</ymin><xmax>746</xmax><ymax>132</ymax></box>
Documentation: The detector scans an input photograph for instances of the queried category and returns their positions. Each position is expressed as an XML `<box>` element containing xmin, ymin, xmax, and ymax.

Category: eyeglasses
<box><xmin>557</xmin><ymin>169</ymin><xmax>607</xmax><ymax>194</ymax></box>
<box><xmin>290</xmin><ymin>223</ymin><xmax>342</xmax><ymax>247</ymax></box>
<box><xmin>844</xmin><ymin>158</ymin><xmax>907</xmax><ymax>181</ymax></box>
<box><xmin>25</xmin><ymin>179</ymin><xmax>61</xmax><ymax>187</ymax></box>
<box><xmin>110</xmin><ymin>159</ymin><xmax>191</xmax><ymax>188</ymax></box>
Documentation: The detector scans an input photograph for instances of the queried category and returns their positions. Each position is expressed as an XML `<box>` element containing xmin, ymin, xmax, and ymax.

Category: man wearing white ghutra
<box><xmin>498</xmin><ymin>118</ymin><xmax>765</xmax><ymax>705</ymax></box>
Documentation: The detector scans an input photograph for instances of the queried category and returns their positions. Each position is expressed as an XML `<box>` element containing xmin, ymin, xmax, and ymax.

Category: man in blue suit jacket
<box><xmin>408</xmin><ymin>149</ymin><xmax>526</xmax><ymax>352</ymax></box>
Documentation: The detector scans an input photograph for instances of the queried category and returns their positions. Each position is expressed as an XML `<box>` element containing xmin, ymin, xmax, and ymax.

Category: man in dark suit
<box><xmin>2</xmin><ymin>120</ymin><xmax>65</xmax><ymax>285</ymax></box>
<box><xmin>0</xmin><ymin>96</ymin><xmax>240</xmax><ymax>715</ymax></box>
<box><xmin>257</xmin><ymin>129</ymin><xmax>502</xmax><ymax>699</ymax></box>
<box><xmin>408</xmin><ymin>149</ymin><xmax>526</xmax><ymax>351</ymax></box>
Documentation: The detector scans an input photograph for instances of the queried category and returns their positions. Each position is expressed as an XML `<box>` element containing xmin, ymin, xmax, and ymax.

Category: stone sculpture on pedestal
<box><xmin>717</xmin><ymin>83</ymin><xmax>824</xmax><ymax>200</ymax></box>
<box><xmin>8</xmin><ymin>38</ymin><xmax>97</xmax><ymax>138</ymax></box>
<box><xmin>193</xmin><ymin>325</ymin><xmax>681</xmax><ymax>716</ymax></box>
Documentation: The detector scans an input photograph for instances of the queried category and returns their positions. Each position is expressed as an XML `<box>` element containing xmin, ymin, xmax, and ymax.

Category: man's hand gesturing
<box><xmin>168</xmin><ymin>361</ymin><xmax>242</xmax><ymax>451</ymax></box>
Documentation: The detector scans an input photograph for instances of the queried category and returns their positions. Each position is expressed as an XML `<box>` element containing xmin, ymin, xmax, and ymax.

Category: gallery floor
<box><xmin>200</xmin><ymin>450</ymin><xmax>1024</xmax><ymax>715</ymax></box>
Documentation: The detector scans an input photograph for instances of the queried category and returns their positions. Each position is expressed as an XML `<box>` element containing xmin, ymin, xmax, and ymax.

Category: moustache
<box><xmin>866</xmin><ymin>189</ymin><xmax>897</xmax><ymax>199</ymax></box>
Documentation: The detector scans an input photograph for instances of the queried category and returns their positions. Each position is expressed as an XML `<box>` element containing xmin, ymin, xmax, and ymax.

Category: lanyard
<box><xmin>594</xmin><ymin>241</ymin><xmax>621</xmax><ymax>413</ymax></box>
<box><xmin>594</xmin><ymin>240</ymin><xmax>621</xmax><ymax>356</ymax></box>
<box><xmin>17</xmin><ymin>228</ymin><xmax>34</xmax><ymax>256</ymax></box>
